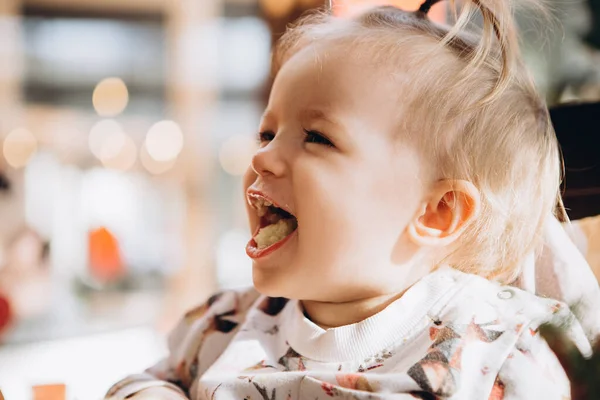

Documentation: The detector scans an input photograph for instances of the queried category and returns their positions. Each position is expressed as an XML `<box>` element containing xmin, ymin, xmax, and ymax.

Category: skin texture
<box><xmin>243</xmin><ymin>42</ymin><xmax>480</xmax><ymax>329</ymax></box>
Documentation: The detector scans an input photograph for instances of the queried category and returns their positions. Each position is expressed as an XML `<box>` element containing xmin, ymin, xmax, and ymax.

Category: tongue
<box><xmin>254</xmin><ymin>218</ymin><xmax>297</xmax><ymax>249</ymax></box>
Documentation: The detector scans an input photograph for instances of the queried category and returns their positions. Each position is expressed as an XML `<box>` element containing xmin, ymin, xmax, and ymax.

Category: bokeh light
<box><xmin>139</xmin><ymin>143</ymin><xmax>177</xmax><ymax>175</ymax></box>
<box><xmin>92</xmin><ymin>77</ymin><xmax>129</xmax><ymax>117</ymax></box>
<box><xmin>88</xmin><ymin>119</ymin><xmax>126</xmax><ymax>161</ymax></box>
<box><xmin>52</xmin><ymin>126</ymin><xmax>85</xmax><ymax>163</ymax></box>
<box><xmin>259</xmin><ymin>0</ymin><xmax>296</xmax><ymax>18</ymax></box>
<box><xmin>2</xmin><ymin>128</ymin><xmax>38</xmax><ymax>169</ymax></box>
<box><xmin>219</xmin><ymin>134</ymin><xmax>257</xmax><ymax>176</ymax></box>
<box><xmin>101</xmin><ymin>134</ymin><xmax>137</xmax><ymax>171</ymax></box>
<box><xmin>144</xmin><ymin>120</ymin><xmax>184</xmax><ymax>162</ymax></box>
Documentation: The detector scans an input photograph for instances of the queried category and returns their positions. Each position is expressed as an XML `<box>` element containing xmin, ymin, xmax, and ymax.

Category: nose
<box><xmin>251</xmin><ymin>140</ymin><xmax>287</xmax><ymax>178</ymax></box>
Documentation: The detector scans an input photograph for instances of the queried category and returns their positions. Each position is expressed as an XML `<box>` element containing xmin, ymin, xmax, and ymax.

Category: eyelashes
<box><xmin>257</xmin><ymin>131</ymin><xmax>275</xmax><ymax>144</ymax></box>
<box><xmin>303</xmin><ymin>129</ymin><xmax>334</xmax><ymax>147</ymax></box>
<box><xmin>256</xmin><ymin>129</ymin><xmax>334</xmax><ymax>148</ymax></box>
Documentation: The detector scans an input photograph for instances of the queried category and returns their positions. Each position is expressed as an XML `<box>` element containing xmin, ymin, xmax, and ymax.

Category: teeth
<box><xmin>250</xmin><ymin>195</ymin><xmax>275</xmax><ymax>217</ymax></box>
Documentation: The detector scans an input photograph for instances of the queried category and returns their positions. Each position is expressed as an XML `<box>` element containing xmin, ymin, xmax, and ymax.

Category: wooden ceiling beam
<box><xmin>22</xmin><ymin>0</ymin><xmax>168</xmax><ymax>16</ymax></box>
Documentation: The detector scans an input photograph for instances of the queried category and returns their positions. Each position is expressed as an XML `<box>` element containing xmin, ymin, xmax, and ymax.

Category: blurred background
<box><xmin>0</xmin><ymin>0</ymin><xmax>598</xmax><ymax>398</ymax></box>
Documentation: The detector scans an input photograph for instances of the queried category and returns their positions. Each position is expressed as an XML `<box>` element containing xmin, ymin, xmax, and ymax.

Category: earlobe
<box><xmin>407</xmin><ymin>180</ymin><xmax>480</xmax><ymax>247</ymax></box>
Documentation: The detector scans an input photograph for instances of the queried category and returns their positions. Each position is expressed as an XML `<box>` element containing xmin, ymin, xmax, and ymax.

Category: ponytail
<box><xmin>418</xmin><ymin>0</ymin><xmax>521</xmax><ymax>103</ymax></box>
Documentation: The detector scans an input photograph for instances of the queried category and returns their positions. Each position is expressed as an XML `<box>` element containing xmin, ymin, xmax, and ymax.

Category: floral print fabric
<box><xmin>106</xmin><ymin>268</ymin><xmax>587</xmax><ymax>400</ymax></box>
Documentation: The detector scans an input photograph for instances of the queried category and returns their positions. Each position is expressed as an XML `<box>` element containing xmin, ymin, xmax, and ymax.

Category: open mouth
<box><xmin>246</xmin><ymin>193</ymin><xmax>298</xmax><ymax>258</ymax></box>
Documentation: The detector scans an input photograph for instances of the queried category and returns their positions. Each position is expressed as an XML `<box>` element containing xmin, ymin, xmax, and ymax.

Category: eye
<box><xmin>257</xmin><ymin>131</ymin><xmax>275</xmax><ymax>145</ymax></box>
<box><xmin>304</xmin><ymin>129</ymin><xmax>334</xmax><ymax>147</ymax></box>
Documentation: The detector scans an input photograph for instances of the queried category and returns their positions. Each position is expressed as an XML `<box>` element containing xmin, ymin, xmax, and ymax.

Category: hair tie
<box><xmin>418</xmin><ymin>0</ymin><xmax>444</xmax><ymax>14</ymax></box>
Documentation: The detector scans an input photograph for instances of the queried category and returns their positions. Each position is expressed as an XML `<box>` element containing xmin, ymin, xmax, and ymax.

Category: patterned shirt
<box><xmin>105</xmin><ymin>267</ymin><xmax>591</xmax><ymax>400</ymax></box>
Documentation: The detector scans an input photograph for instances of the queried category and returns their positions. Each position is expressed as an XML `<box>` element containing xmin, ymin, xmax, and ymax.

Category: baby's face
<box><xmin>244</xmin><ymin>43</ymin><xmax>428</xmax><ymax>302</ymax></box>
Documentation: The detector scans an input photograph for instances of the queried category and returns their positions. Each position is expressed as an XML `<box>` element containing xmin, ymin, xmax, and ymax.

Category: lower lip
<box><xmin>246</xmin><ymin>229</ymin><xmax>298</xmax><ymax>259</ymax></box>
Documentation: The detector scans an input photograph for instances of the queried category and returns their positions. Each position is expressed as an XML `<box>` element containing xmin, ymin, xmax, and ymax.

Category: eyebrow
<box><xmin>261</xmin><ymin>109</ymin><xmax>341</xmax><ymax>128</ymax></box>
<box><xmin>298</xmin><ymin>109</ymin><xmax>341</xmax><ymax>128</ymax></box>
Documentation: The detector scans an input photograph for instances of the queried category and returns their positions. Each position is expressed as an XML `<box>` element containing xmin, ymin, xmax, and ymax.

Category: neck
<box><xmin>300</xmin><ymin>260</ymin><xmax>435</xmax><ymax>329</ymax></box>
<box><xmin>301</xmin><ymin>291</ymin><xmax>406</xmax><ymax>329</ymax></box>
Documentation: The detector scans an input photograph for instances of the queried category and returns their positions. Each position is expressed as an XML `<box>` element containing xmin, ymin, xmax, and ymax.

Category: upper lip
<box><xmin>246</xmin><ymin>189</ymin><xmax>295</xmax><ymax>216</ymax></box>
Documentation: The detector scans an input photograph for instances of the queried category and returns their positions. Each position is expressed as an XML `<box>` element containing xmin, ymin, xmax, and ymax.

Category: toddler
<box><xmin>106</xmin><ymin>0</ymin><xmax>595</xmax><ymax>398</ymax></box>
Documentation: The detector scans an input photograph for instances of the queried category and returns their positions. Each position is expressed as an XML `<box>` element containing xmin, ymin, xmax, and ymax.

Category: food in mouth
<box><xmin>249</xmin><ymin>195</ymin><xmax>298</xmax><ymax>250</ymax></box>
<box><xmin>254</xmin><ymin>218</ymin><xmax>297</xmax><ymax>249</ymax></box>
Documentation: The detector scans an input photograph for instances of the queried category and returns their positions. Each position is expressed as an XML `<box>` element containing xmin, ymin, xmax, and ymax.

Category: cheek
<box><xmin>292</xmin><ymin>154</ymin><xmax>422</xmax><ymax>258</ymax></box>
<box><xmin>370</xmin><ymin>148</ymin><xmax>426</xmax><ymax>226</ymax></box>
<box><xmin>371</xmin><ymin>173</ymin><xmax>423</xmax><ymax>234</ymax></box>
<box><xmin>293</xmin><ymin>163</ymin><xmax>388</xmax><ymax>251</ymax></box>
<box><xmin>292</xmin><ymin>164</ymin><xmax>357</xmax><ymax>251</ymax></box>
<box><xmin>317</xmin><ymin>164</ymin><xmax>418</xmax><ymax>247</ymax></box>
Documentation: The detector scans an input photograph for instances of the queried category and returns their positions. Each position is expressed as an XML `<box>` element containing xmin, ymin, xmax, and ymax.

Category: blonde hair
<box><xmin>272</xmin><ymin>1</ymin><xmax>564</xmax><ymax>283</ymax></box>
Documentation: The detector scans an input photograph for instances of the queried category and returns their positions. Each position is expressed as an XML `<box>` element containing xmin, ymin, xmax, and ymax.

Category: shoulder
<box><xmin>441</xmin><ymin>269</ymin><xmax>581</xmax><ymax>334</ymax></box>
<box><xmin>424</xmin><ymin>269</ymin><xmax>580</xmax><ymax>398</ymax></box>
<box><xmin>172</xmin><ymin>287</ymin><xmax>262</xmax><ymax>341</ymax></box>
<box><xmin>182</xmin><ymin>287</ymin><xmax>261</xmax><ymax>323</ymax></box>
<box><xmin>153</xmin><ymin>287</ymin><xmax>264</xmax><ymax>388</ymax></box>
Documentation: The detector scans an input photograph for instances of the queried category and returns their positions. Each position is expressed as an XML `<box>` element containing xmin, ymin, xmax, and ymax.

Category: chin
<box><xmin>252</xmin><ymin>267</ymin><xmax>283</xmax><ymax>297</ymax></box>
<box><xmin>252</xmin><ymin>267</ymin><xmax>300</xmax><ymax>299</ymax></box>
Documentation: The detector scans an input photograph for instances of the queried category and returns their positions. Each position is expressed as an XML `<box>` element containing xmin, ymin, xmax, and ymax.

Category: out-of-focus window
<box><xmin>22</xmin><ymin>9</ymin><xmax>166</xmax><ymax>116</ymax></box>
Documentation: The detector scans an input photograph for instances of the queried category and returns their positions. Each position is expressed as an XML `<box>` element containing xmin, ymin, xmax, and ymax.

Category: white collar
<box><xmin>281</xmin><ymin>267</ymin><xmax>468</xmax><ymax>362</ymax></box>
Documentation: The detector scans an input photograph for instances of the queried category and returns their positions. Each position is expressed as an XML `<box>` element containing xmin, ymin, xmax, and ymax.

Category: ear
<box><xmin>407</xmin><ymin>180</ymin><xmax>480</xmax><ymax>247</ymax></box>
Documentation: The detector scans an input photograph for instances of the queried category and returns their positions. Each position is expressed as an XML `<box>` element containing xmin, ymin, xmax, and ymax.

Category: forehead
<box><xmin>268</xmin><ymin>43</ymin><xmax>404</xmax><ymax>120</ymax></box>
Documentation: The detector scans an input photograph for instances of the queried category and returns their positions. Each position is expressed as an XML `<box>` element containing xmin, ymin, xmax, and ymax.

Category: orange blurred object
<box><xmin>32</xmin><ymin>384</ymin><xmax>66</xmax><ymax>400</ymax></box>
<box><xmin>88</xmin><ymin>227</ymin><xmax>125</xmax><ymax>283</ymax></box>
<box><xmin>332</xmin><ymin>0</ymin><xmax>446</xmax><ymax>22</ymax></box>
